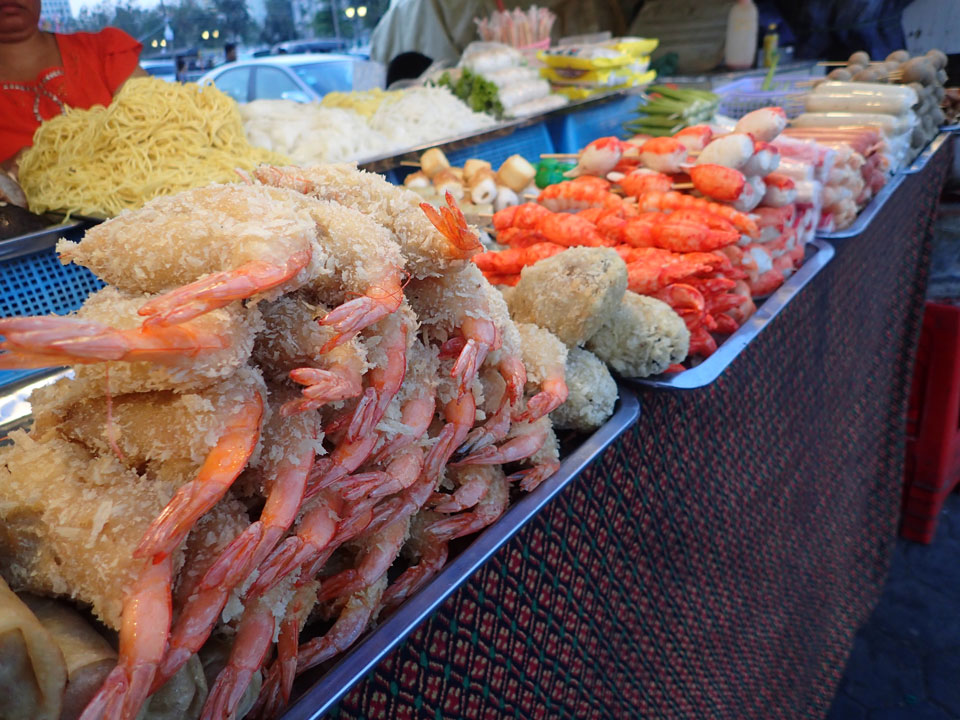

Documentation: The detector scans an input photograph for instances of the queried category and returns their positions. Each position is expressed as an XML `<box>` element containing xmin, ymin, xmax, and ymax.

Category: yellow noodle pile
<box><xmin>18</xmin><ymin>77</ymin><xmax>288</xmax><ymax>217</ymax></box>
<box><xmin>320</xmin><ymin>88</ymin><xmax>400</xmax><ymax>118</ymax></box>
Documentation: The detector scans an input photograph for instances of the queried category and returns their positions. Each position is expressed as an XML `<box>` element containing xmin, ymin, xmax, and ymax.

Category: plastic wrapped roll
<box><xmin>791</xmin><ymin>112</ymin><xmax>914</xmax><ymax>138</ymax></box>
<box><xmin>804</xmin><ymin>91</ymin><xmax>917</xmax><ymax>116</ymax></box>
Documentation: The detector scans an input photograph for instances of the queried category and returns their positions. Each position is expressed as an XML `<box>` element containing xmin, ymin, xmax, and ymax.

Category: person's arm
<box><xmin>1</xmin><ymin>149</ymin><xmax>26</xmax><ymax>182</ymax></box>
<box><xmin>113</xmin><ymin>64</ymin><xmax>148</xmax><ymax>96</ymax></box>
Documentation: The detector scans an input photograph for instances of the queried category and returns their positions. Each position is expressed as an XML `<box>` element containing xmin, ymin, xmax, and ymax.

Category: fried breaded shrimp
<box><xmin>2</xmin><ymin>287</ymin><xmax>261</xmax><ymax>406</ymax></box>
<box><xmin>507</xmin><ymin>247</ymin><xmax>628</xmax><ymax>347</ymax></box>
<box><xmin>0</xmin><ymin>432</ymin><xmax>181</xmax><ymax>629</ymax></box>
<box><xmin>80</xmin><ymin>498</ymin><xmax>249</xmax><ymax>720</ymax></box>
<box><xmin>59</xmin><ymin>186</ymin><xmax>406</xmax><ymax>347</ymax></box>
<box><xmin>514</xmin><ymin>323</ymin><xmax>568</xmax><ymax>422</ymax></box>
<box><xmin>254</xmin><ymin>294</ymin><xmax>368</xmax><ymax>416</ymax></box>
<box><xmin>58</xmin><ymin>185</ymin><xmax>322</xmax><ymax>323</ymax></box>
<box><xmin>250</xmin><ymin>164</ymin><xmax>481</xmax><ymax>279</ymax></box>
<box><xmin>499</xmin><ymin>416</ymin><xmax>561</xmax><ymax>493</ymax></box>
<box><xmin>550</xmin><ymin>347</ymin><xmax>617</xmax><ymax>432</ymax></box>
<box><xmin>292</xmin><ymin>197</ymin><xmax>405</xmax><ymax>349</ymax></box>
<box><xmin>409</xmin><ymin>263</ymin><xmax>524</xmax><ymax>402</ymax></box>
<box><xmin>586</xmin><ymin>291</ymin><xmax>689</xmax><ymax>377</ymax></box>
<box><xmin>49</xmin><ymin>365</ymin><xmax>267</xmax><ymax>472</ymax></box>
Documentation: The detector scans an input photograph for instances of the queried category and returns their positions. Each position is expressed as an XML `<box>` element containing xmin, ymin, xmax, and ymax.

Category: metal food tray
<box><xmin>0</xmin><ymin>216</ymin><xmax>89</xmax><ymax>261</ymax></box>
<box><xmin>0</xmin><ymin>370</ymin><xmax>72</xmax><ymax>435</ymax></box>
<box><xmin>280</xmin><ymin>386</ymin><xmax>640</xmax><ymax>720</ymax></box>
<box><xmin>629</xmin><ymin>239</ymin><xmax>834</xmax><ymax>390</ymax></box>
<box><xmin>902</xmin><ymin>132</ymin><xmax>951</xmax><ymax>175</ymax></box>
<box><xmin>815</xmin><ymin>172</ymin><xmax>906</xmax><ymax>240</ymax></box>
<box><xmin>356</xmin><ymin>89</ymin><xmax>641</xmax><ymax>174</ymax></box>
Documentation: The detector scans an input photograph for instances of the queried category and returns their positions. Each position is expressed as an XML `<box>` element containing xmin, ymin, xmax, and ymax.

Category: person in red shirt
<box><xmin>0</xmin><ymin>0</ymin><xmax>147</xmax><ymax>171</ymax></box>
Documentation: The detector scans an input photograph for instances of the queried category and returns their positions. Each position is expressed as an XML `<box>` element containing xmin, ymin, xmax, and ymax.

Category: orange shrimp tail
<box><xmin>451</xmin><ymin>339</ymin><xmax>486</xmax><ymax>395</ymax></box>
<box><xmin>277</xmin><ymin>616</ymin><xmax>300</xmax><ymax>703</ymax></box>
<box><xmin>508</xmin><ymin>460</ymin><xmax>561</xmax><ymax>492</ymax></box>
<box><xmin>382</xmin><ymin>545</ymin><xmax>449</xmax><ymax>610</ymax></box>
<box><xmin>134</xmin><ymin>394</ymin><xmax>263</xmax><ymax>560</ymax></box>
<box><xmin>282</xmin><ymin>367</ymin><xmax>362</xmax><ymax>416</ymax></box>
<box><xmin>423</xmin><ymin>424</ymin><xmax>458</xmax><ymax>481</ymax></box>
<box><xmin>246</xmin><ymin>537</ymin><xmax>304</xmax><ymax>599</ymax></box>
<box><xmin>345</xmin><ymin>387</ymin><xmax>377</xmax><ymax>440</ymax></box>
<box><xmin>139</xmin><ymin>249</ymin><xmax>312</xmax><ymax>327</ymax></box>
<box><xmin>200</xmin><ymin>525</ymin><xmax>265</xmax><ymax>590</ymax></box>
<box><xmin>202</xmin><ymin>667</ymin><xmax>254</xmax><ymax>720</ymax></box>
<box><xmin>249</xmin><ymin>663</ymin><xmax>285</xmax><ymax>720</ymax></box>
<box><xmin>78</xmin><ymin>666</ymin><xmax>127</xmax><ymax>720</ymax></box>
<box><xmin>458</xmin><ymin>401</ymin><xmax>512</xmax><ymax>456</ymax></box>
<box><xmin>0</xmin><ymin>317</ymin><xmax>227</xmax><ymax>369</ymax></box>
<box><xmin>319</xmin><ymin>296</ymin><xmax>397</xmax><ymax>352</ymax></box>
<box><xmin>515</xmin><ymin>383</ymin><xmax>568</xmax><ymax>423</ymax></box>
<box><xmin>421</xmin><ymin>192</ymin><xmax>482</xmax><ymax>258</ymax></box>
<box><xmin>315</xmin><ymin>570</ymin><xmax>358</xmax><ymax>604</ymax></box>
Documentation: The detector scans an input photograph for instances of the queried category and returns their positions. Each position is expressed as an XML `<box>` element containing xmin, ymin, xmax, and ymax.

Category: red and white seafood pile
<box><xmin>475</xmin><ymin>107</ymin><xmax>815</xmax><ymax>364</ymax></box>
<box><xmin>0</xmin><ymin>166</ymin><xmax>620</xmax><ymax>719</ymax></box>
<box><xmin>775</xmin><ymin>126</ymin><xmax>890</xmax><ymax>231</ymax></box>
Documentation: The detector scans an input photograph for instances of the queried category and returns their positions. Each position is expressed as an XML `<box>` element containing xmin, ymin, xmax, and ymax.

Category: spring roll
<box><xmin>0</xmin><ymin>579</ymin><xmax>67</xmax><ymax>720</ymax></box>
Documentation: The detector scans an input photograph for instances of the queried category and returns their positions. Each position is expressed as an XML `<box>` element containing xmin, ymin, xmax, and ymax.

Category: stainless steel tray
<box><xmin>280</xmin><ymin>385</ymin><xmax>640</xmax><ymax>720</ymax></box>
<box><xmin>0</xmin><ymin>369</ymin><xmax>71</xmax><ymax>435</ymax></box>
<box><xmin>0</xmin><ymin>216</ymin><xmax>89</xmax><ymax>261</ymax></box>
<box><xmin>902</xmin><ymin>132</ymin><xmax>951</xmax><ymax>175</ymax></box>
<box><xmin>815</xmin><ymin>172</ymin><xmax>906</xmax><ymax>240</ymax></box>
<box><xmin>628</xmin><ymin>239</ymin><xmax>835</xmax><ymax>390</ymax></box>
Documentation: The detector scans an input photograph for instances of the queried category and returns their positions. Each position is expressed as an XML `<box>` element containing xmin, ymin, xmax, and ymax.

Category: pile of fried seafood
<box><xmin>0</xmin><ymin>164</ymin><xmax>639</xmax><ymax>720</ymax></box>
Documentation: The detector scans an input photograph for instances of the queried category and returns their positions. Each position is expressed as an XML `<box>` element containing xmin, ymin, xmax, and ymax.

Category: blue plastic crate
<box><xmin>547</xmin><ymin>94</ymin><xmax>639</xmax><ymax>154</ymax></box>
<box><xmin>0</xmin><ymin>245</ymin><xmax>105</xmax><ymax>388</ymax></box>
<box><xmin>443</xmin><ymin>121</ymin><xmax>554</xmax><ymax>168</ymax></box>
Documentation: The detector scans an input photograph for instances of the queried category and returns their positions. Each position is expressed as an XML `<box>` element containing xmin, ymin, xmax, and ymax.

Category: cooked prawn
<box><xmin>250</xmin><ymin>164</ymin><xmax>481</xmax><ymax>278</ymax></box>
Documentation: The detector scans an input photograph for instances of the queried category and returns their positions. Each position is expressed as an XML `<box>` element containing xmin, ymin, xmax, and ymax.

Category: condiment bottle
<box><xmin>763</xmin><ymin>23</ymin><xmax>779</xmax><ymax>68</ymax></box>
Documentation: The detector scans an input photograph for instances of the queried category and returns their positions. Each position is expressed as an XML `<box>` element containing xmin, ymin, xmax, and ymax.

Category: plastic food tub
<box><xmin>714</xmin><ymin>75</ymin><xmax>809</xmax><ymax>119</ymax></box>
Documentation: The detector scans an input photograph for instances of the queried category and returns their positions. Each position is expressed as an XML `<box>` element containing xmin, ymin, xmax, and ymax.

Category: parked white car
<box><xmin>197</xmin><ymin>54</ymin><xmax>379</xmax><ymax>103</ymax></box>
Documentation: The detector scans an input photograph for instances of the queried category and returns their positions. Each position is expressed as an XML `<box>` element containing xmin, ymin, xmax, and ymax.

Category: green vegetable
<box><xmin>437</xmin><ymin>69</ymin><xmax>504</xmax><ymax>119</ymax></box>
<box><xmin>535</xmin><ymin>159</ymin><xmax>575</xmax><ymax>188</ymax></box>
<box><xmin>624</xmin><ymin>84</ymin><xmax>719</xmax><ymax>135</ymax></box>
